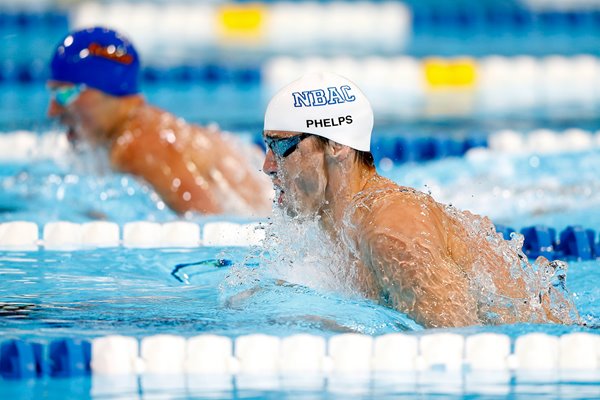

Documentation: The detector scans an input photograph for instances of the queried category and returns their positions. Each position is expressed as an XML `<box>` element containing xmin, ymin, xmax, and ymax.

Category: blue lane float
<box><xmin>350</xmin><ymin>134</ymin><xmax>487</xmax><ymax>164</ymax></box>
<box><xmin>5</xmin><ymin>63</ymin><xmax>264</xmax><ymax>85</ymax></box>
<box><xmin>520</xmin><ymin>225</ymin><xmax>557</xmax><ymax>260</ymax></box>
<box><xmin>0</xmin><ymin>10</ymin><xmax>68</xmax><ymax>30</ymax></box>
<box><xmin>408</xmin><ymin>1</ymin><xmax>600</xmax><ymax>55</ymax></box>
<box><xmin>0</xmin><ymin>338</ymin><xmax>92</xmax><ymax>379</ymax></box>
<box><xmin>557</xmin><ymin>226</ymin><xmax>595</xmax><ymax>261</ymax></box>
<box><xmin>142</xmin><ymin>64</ymin><xmax>263</xmax><ymax>85</ymax></box>
<box><xmin>49</xmin><ymin>338</ymin><xmax>91</xmax><ymax>378</ymax></box>
<box><xmin>0</xmin><ymin>340</ymin><xmax>44</xmax><ymax>379</ymax></box>
<box><xmin>497</xmin><ymin>224</ymin><xmax>598</xmax><ymax>261</ymax></box>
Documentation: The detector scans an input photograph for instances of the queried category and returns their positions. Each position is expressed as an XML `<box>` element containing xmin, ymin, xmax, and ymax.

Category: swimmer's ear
<box><xmin>325</xmin><ymin>140</ymin><xmax>352</xmax><ymax>161</ymax></box>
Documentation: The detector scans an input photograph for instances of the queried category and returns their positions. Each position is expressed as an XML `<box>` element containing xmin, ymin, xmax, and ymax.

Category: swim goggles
<box><xmin>49</xmin><ymin>84</ymin><xmax>86</xmax><ymax>107</ymax></box>
<box><xmin>264</xmin><ymin>133</ymin><xmax>311</xmax><ymax>158</ymax></box>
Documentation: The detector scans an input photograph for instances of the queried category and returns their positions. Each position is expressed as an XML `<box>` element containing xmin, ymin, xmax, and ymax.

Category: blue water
<box><xmin>0</xmin><ymin>246</ymin><xmax>420</xmax><ymax>339</ymax></box>
<box><xmin>2</xmin><ymin>88</ymin><xmax>600</xmax><ymax>397</ymax></box>
<box><xmin>2</xmin><ymin>371</ymin><xmax>600</xmax><ymax>399</ymax></box>
<box><xmin>0</xmin><ymin>48</ymin><xmax>600</xmax><ymax>398</ymax></box>
<box><xmin>0</xmin><ymin>246</ymin><xmax>597</xmax><ymax>340</ymax></box>
<box><xmin>0</xmin><ymin>231</ymin><xmax>598</xmax><ymax>398</ymax></box>
<box><xmin>1</xmin><ymin>142</ymin><xmax>600</xmax><ymax>337</ymax></box>
<box><xmin>3</xmin><ymin>141</ymin><xmax>600</xmax><ymax>229</ymax></box>
<box><xmin>2</xmin><ymin>2</ymin><xmax>600</xmax><ymax>397</ymax></box>
<box><xmin>389</xmin><ymin>150</ymin><xmax>600</xmax><ymax>231</ymax></box>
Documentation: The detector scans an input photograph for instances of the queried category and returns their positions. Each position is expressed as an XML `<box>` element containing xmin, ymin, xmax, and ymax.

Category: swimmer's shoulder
<box><xmin>355</xmin><ymin>176</ymin><xmax>432</xmax><ymax>210</ymax></box>
<box><xmin>110</xmin><ymin>106</ymin><xmax>178</xmax><ymax>166</ymax></box>
<box><xmin>352</xmin><ymin>178</ymin><xmax>442</xmax><ymax>232</ymax></box>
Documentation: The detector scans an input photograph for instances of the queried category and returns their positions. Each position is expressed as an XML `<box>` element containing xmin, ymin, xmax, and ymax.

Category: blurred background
<box><xmin>1</xmin><ymin>0</ymin><xmax>599</xmax><ymax>140</ymax></box>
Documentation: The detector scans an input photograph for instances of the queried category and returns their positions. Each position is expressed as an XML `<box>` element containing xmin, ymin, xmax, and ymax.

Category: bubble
<box><xmin>379</xmin><ymin>158</ymin><xmax>394</xmax><ymax>172</ymax></box>
<box><xmin>529</xmin><ymin>156</ymin><xmax>540</xmax><ymax>168</ymax></box>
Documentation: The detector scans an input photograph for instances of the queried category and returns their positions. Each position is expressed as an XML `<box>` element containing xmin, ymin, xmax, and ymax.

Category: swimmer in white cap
<box><xmin>263</xmin><ymin>72</ymin><xmax>578</xmax><ymax>328</ymax></box>
<box><xmin>48</xmin><ymin>27</ymin><xmax>272</xmax><ymax>216</ymax></box>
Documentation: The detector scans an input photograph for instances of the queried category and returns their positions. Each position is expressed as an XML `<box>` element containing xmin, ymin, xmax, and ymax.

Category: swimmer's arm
<box><xmin>110</xmin><ymin>134</ymin><xmax>222</xmax><ymax>214</ymax></box>
<box><xmin>361</xmin><ymin>203</ymin><xmax>479</xmax><ymax>328</ymax></box>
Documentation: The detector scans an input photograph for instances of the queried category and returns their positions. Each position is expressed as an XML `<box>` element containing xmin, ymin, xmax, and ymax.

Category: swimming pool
<box><xmin>2</xmin><ymin>1</ymin><xmax>600</xmax><ymax>398</ymax></box>
<box><xmin>1</xmin><ymin>122</ymin><xmax>600</xmax><ymax>398</ymax></box>
<box><xmin>2</xmin><ymin>73</ymin><xmax>600</xmax><ymax>400</ymax></box>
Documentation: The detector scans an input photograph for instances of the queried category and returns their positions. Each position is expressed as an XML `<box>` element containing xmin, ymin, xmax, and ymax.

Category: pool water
<box><xmin>1</xmin><ymin>137</ymin><xmax>600</xmax><ymax>335</ymax></box>
<box><xmin>0</xmin><ymin>246</ymin><xmax>598</xmax><ymax>340</ymax></box>
<box><xmin>389</xmin><ymin>149</ymin><xmax>600</xmax><ymax>231</ymax></box>
<box><xmin>2</xmin><ymin>0</ymin><xmax>600</xmax><ymax>397</ymax></box>
<box><xmin>2</xmin><ymin>17</ymin><xmax>600</xmax><ymax>400</ymax></box>
<box><xmin>4</xmin><ymin>129</ymin><xmax>600</xmax><ymax>229</ymax></box>
<box><xmin>1</xmin><ymin>370</ymin><xmax>599</xmax><ymax>399</ymax></box>
<box><xmin>2</xmin><ymin>102</ymin><xmax>600</xmax><ymax>398</ymax></box>
<box><xmin>0</xmin><ymin>246</ymin><xmax>420</xmax><ymax>340</ymax></box>
<box><xmin>0</xmin><ymin>228</ymin><xmax>598</xmax><ymax>398</ymax></box>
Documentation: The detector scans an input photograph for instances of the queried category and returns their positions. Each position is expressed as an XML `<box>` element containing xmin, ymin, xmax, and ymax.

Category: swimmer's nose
<box><xmin>262</xmin><ymin>149</ymin><xmax>278</xmax><ymax>178</ymax></box>
<box><xmin>47</xmin><ymin>98</ymin><xmax>64</xmax><ymax>118</ymax></box>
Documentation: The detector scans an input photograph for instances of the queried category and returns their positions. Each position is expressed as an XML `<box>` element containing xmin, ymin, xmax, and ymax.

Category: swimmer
<box><xmin>47</xmin><ymin>27</ymin><xmax>272</xmax><ymax>216</ymax></box>
<box><xmin>262</xmin><ymin>72</ymin><xmax>579</xmax><ymax>328</ymax></box>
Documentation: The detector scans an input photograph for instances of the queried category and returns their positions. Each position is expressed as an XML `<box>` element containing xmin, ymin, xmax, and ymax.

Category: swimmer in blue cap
<box><xmin>48</xmin><ymin>27</ymin><xmax>272</xmax><ymax>216</ymax></box>
<box><xmin>263</xmin><ymin>72</ymin><xmax>579</xmax><ymax>328</ymax></box>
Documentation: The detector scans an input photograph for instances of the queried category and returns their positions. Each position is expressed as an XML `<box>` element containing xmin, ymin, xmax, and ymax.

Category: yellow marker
<box><xmin>218</xmin><ymin>4</ymin><xmax>266</xmax><ymax>42</ymax></box>
<box><xmin>424</xmin><ymin>58</ymin><xmax>477</xmax><ymax>88</ymax></box>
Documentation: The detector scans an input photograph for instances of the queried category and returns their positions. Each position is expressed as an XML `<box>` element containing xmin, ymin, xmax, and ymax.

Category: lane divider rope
<box><xmin>0</xmin><ymin>221</ymin><xmax>265</xmax><ymax>250</ymax></box>
<box><xmin>1</xmin><ymin>332</ymin><xmax>598</xmax><ymax>379</ymax></box>
<box><xmin>2</xmin><ymin>129</ymin><xmax>599</xmax><ymax>165</ymax></box>
<box><xmin>0</xmin><ymin>220</ymin><xmax>599</xmax><ymax>260</ymax></box>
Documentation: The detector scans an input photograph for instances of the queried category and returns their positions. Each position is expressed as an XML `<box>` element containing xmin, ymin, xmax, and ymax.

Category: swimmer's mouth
<box><xmin>59</xmin><ymin>117</ymin><xmax>78</xmax><ymax>143</ymax></box>
<box><xmin>274</xmin><ymin>185</ymin><xmax>284</xmax><ymax>205</ymax></box>
<box><xmin>67</xmin><ymin>127</ymin><xmax>78</xmax><ymax>143</ymax></box>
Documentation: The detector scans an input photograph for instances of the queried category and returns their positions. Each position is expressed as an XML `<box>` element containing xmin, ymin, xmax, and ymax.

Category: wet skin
<box><xmin>263</xmin><ymin>130</ymin><xmax>579</xmax><ymax>328</ymax></box>
<box><xmin>262</xmin><ymin>131</ymin><xmax>329</xmax><ymax>218</ymax></box>
<box><xmin>48</xmin><ymin>83</ymin><xmax>272</xmax><ymax>216</ymax></box>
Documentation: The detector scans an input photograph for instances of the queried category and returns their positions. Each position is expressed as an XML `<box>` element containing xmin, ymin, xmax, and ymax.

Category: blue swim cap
<box><xmin>50</xmin><ymin>27</ymin><xmax>140</xmax><ymax>96</ymax></box>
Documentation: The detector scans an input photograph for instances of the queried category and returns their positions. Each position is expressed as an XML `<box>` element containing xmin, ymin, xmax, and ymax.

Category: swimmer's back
<box><xmin>349</xmin><ymin>175</ymin><xmax>578</xmax><ymax>326</ymax></box>
<box><xmin>110</xmin><ymin>105</ymin><xmax>272</xmax><ymax>215</ymax></box>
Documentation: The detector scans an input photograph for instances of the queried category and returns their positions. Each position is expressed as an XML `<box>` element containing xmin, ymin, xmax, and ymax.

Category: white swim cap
<box><xmin>264</xmin><ymin>72</ymin><xmax>373</xmax><ymax>151</ymax></box>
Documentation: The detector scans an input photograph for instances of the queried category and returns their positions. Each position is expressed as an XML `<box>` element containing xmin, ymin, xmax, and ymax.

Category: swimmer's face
<box><xmin>262</xmin><ymin>130</ymin><xmax>327</xmax><ymax>218</ymax></box>
<box><xmin>47</xmin><ymin>81</ymin><xmax>114</xmax><ymax>146</ymax></box>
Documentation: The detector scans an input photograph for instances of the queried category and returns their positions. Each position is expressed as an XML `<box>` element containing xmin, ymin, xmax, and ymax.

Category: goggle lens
<box><xmin>50</xmin><ymin>85</ymin><xmax>85</xmax><ymax>107</ymax></box>
<box><xmin>265</xmin><ymin>133</ymin><xmax>310</xmax><ymax>158</ymax></box>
